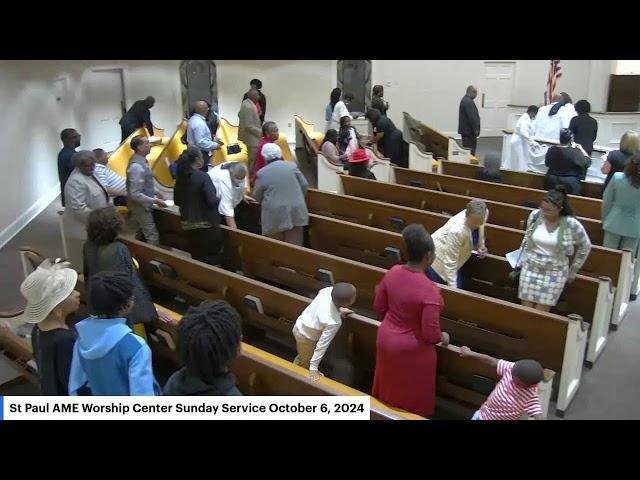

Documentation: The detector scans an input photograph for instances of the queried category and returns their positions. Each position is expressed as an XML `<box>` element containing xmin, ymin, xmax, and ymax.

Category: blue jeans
<box><xmin>427</xmin><ymin>267</ymin><xmax>462</xmax><ymax>288</ymax></box>
<box><xmin>471</xmin><ymin>410</ymin><xmax>481</xmax><ymax>420</ymax></box>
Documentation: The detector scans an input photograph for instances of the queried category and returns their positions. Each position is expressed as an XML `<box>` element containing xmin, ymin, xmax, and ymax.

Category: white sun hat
<box><xmin>20</xmin><ymin>259</ymin><xmax>78</xmax><ymax>324</ymax></box>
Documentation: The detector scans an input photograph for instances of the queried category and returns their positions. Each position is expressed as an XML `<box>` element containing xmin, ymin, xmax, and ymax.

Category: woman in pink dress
<box><xmin>372</xmin><ymin>224</ymin><xmax>450</xmax><ymax>417</ymax></box>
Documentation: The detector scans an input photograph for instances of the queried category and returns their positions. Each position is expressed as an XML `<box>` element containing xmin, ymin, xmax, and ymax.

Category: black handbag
<box><xmin>227</xmin><ymin>144</ymin><xmax>241</xmax><ymax>155</ymax></box>
<box><xmin>508</xmin><ymin>266</ymin><xmax>522</xmax><ymax>286</ymax></box>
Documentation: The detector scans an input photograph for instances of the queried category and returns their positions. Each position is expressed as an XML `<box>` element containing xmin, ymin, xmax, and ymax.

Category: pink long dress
<box><xmin>372</xmin><ymin>265</ymin><xmax>444</xmax><ymax>417</ymax></box>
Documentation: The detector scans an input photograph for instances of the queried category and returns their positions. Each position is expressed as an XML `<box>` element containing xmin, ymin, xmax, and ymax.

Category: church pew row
<box><xmin>218</xmin><ymin>117</ymin><xmax>294</xmax><ymax>162</ymax></box>
<box><xmin>231</xmin><ymin>193</ymin><xmax>616</xmax><ymax>349</ymax></box>
<box><xmin>9</xmin><ymin>250</ymin><xmax>420</xmax><ymax>420</ymax></box>
<box><xmin>0</xmin><ymin>307</ymin><xmax>416</xmax><ymax>420</ymax></box>
<box><xmin>151</xmin><ymin>212</ymin><xmax>566</xmax><ymax>416</ymax></box>
<box><xmin>107</xmin><ymin>127</ymin><xmax>168</xmax><ymax>179</ymax></box>
<box><xmin>394</xmin><ymin>166</ymin><xmax>602</xmax><ymax>220</ymax></box>
<box><xmin>294</xmin><ymin>114</ymin><xmax>324</xmax><ymax>150</ymax></box>
<box><xmin>341</xmin><ymin>172</ymin><xmax>604</xmax><ymax>245</ymax></box>
<box><xmin>152</xmin><ymin>120</ymin><xmax>187</xmax><ymax>188</ymax></box>
<box><xmin>402</xmin><ymin>111</ymin><xmax>476</xmax><ymax>165</ymax></box>
<box><xmin>302</xmin><ymin>214</ymin><xmax>584</xmax><ymax>416</ymax></box>
<box><xmin>147</xmin><ymin>307</ymin><xmax>421</xmax><ymax>420</ymax></box>
<box><xmin>120</xmin><ymin>236</ymin><xmax>553</xmax><ymax>419</ymax></box>
<box><xmin>294</xmin><ymin>113</ymin><xmax>394</xmax><ymax>190</ymax></box>
<box><xmin>337</xmin><ymin>176</ymin><xmax>633</xmax><ymax>329</ymax></box>
<box><xmin>438</xmin><ymin>159</ymin><xmax>603</xmax><ymax>199</ymax></box>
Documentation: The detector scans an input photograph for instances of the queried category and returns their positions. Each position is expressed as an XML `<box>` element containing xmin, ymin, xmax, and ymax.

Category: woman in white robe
<box><xmin>530</xmin><ymin>93</ymin><xmax>577</xmax><ymax>173</ymax></box>
<box><xmin>505</xmin><ymin>105</ymin><xmax>539</xmax><ymax>171</ymax></box>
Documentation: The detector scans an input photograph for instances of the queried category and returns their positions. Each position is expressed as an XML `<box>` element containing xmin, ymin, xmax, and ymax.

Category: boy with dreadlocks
<box><xmin>163</xmin><ymin>300</ymin><xmax>243</xmax><ymax>396</ymax></box>
<box><xmin>69</xmin><ymin>271</ymin><xmax>160</xmax><ymax>395</ymax></box>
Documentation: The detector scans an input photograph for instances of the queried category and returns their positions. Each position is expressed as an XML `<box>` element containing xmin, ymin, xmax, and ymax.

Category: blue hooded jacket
<box><xmin>68</xmin><ymin>317</ymin><xmax>160</xmax><ymax>396</ymax></box>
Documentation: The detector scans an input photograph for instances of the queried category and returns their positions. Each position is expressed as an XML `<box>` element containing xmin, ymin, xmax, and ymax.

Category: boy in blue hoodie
<box><xmin>69</xmin><ymin>271</ymin><xmax>160</xmax><ymax>395</ymax></box>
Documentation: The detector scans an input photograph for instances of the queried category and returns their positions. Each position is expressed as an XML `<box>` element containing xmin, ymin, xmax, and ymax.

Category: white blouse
<box><xmin>531</xmin><ymin>222</ymin><xmax>559</xmax><ymax>257</ymax></box>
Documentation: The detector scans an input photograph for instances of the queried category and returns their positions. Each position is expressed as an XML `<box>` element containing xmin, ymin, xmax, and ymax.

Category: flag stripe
<box><xmin>544</xmin><ymin>60</ymin><xmax>562</xmax><ymax>105</ymax></box>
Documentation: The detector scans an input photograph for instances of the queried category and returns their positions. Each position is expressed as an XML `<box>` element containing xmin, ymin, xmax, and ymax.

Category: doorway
<box><xmin>84</xmin><ymin>68</ymin><xmax>126</xmax><ymax>152</ymax></box>
<box><xmin>180</xmin><ymin>60</ymin><xmax>218</xmax><ymax>117</ymax></box>
<box><xmin>337</xmin><ymin>60</ymin><xmax>372</xmax><ymax>115</ymax></box>
<box><xmin>479</xmin><ymin>61</ymin><xmax>516</xmax><ymax>136</ymax></box>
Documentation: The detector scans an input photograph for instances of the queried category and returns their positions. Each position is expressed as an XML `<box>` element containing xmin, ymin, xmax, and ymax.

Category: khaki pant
<box><xmin>267</xmin><ymin>226</ymin><xmax>304</xmax><ymax>246</ymax></box>
<box><xmin>247</xmin><ymin>145</ymin><xmax>259</xmax><ymax>178</ymax></box>
<box><xmin>129</xmin><ymin>204</ymin><xmax>160</xmax><ymax>246</ymax></box>
<box><xmin>292</xmin><ymin>329</ymin><xmax>317</xmax><ymax>369</ymax></box>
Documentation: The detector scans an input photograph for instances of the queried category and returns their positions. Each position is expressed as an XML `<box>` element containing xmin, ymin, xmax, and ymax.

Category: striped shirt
<box><xmin>479</xmin><ymin>360</ymin><xmax>543</xmax><ymax>420</ymax></box>
<box><xmin>95</xmin><ymin>163</ymin><xmax>126</xmax><ymax>193</ymax></box>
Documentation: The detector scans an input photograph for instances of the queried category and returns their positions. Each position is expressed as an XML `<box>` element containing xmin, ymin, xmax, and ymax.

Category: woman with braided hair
<box><xmin>163</xmin><ymin>300</ymin><xmax>243</xmax><ymax>396</ymax></box>
<box><xmin>602</xmin><ymin>154</ymin><xmax>640</xmax><ymax>298</ymax></box>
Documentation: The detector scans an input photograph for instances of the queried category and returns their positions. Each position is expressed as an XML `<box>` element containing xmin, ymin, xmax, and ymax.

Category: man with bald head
<box><xmin>458</xmin><ymin>85</ymin><xmax>481</xmax><ymax>155</ymax></box>
<box><xmin>238</xmin><ymin>88</ymin><xmax>264</xmax><ymax>176</ymax></box>
<box><xmin>187</xmin><ymin>100</ymin><xmax>223</xmax><ymax>172</ymax></box>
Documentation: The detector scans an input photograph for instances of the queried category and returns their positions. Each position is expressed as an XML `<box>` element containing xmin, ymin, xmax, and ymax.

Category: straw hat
<box><xmin>20</xmin><ymin>259</ymin><xmax>78</xmax><ymax>324</ymax></box>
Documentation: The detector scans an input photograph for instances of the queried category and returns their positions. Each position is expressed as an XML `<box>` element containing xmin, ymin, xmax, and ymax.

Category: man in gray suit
<box><xmin>126</xmin><ymin>135</ymin><xmax>168</xmax><ymax>246</ymax></box>
<box><xmin>238</xmin><ymin>88</ymin><xmax>263</xmax><ymax>176</ymax></box>
<box><xmin>251</xmin><ymin>143</ymin><xmax>309</xmax><ymax>246</ymax></box>
<box><xmin>63</xmin><ymin>150</ymin><xmax>111</xmax><ymax>270</ymax></box>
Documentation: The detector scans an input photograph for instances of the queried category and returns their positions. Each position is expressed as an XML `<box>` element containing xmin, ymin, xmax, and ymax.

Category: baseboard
<box><xmin>0</xmin><ymin>183</ymin><xmax>61</xmax><ymax>250</ymax></box>
<box><xmin>446</xmin><ymin>132</ymin><xmax>503</xmax><ymax>139</ymax></box>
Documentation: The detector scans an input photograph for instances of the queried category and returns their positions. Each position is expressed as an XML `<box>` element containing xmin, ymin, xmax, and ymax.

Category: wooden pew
<box><xmin>395</xmin><ymin>166</ymin><xmax>602</xmax><ymax>220</ymax></box>
<box><xmin>123</xmin><ymin>235</ymin><xmax>552</xmax><ymax>418</ymax></box>
<box><xmin>152</xmin><ymin>120</ymin><xmax>187</xmax><ymax>188</ymax></box>
<box><xmin>0</xmin><ymin>306</ymin><xmax>414</xmax><ymax>421</ymax></box>
<box><xmin>218</xmin><ymin>117</ymin><xmax>294</xmax><ymax>162</ymax></box>
<box><xmin>338</xmin><ymin>176</ymin><xmax>633</xmax><ymax>329</ymax></box>
<box><xmin>341</xmin><ymin>172</ymin><xmax>604</xmax><ymax>245</ymax></box>
<box><xmin>294</xmin><ymin>114</ymin><xmax>324</xmax><ymax>150</ymax></box>
<box><xmin>229</xmin><ymin>190</ymin><xmax>623</xmax><ymax>334</ymax></box>
<box><xmin>402</xmin><ymin>111</ymin><xmax>476</xmax><ymax>166</ymax></box>
<box><xmin>107</xmin><ymin>127</ymin><xmax>168</xmax><ymax>179</ymax></box>
<box><xmin>302</xmin><ymin>214</ymin><xmax>576</xmax><ymax>416</ymax></box>
<box><xmin>439</xmin><ymin>159</ymin><xmax>603</xmax><ymax>199</ymax></box>
<box><xmin>150</xmin><ymin>211</ymin><xmax>560</xmax><ymax>416</ymax></box>
<box><xmin>149</xmin><ymin>307</ymin><xmax>421</xmax><ymax>420</ymax></box>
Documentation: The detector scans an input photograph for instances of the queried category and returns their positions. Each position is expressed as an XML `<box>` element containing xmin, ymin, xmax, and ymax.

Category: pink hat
<box><xmin>349</xmin><ymin>149</ymin><xmax>370</xmax><ymax>163</ymax></box>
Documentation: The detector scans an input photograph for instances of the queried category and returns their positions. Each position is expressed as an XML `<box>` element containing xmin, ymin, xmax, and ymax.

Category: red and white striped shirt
<box><xmin>479</xmin><ymin>360</ymin><xmax>543</xmax><ymax>420</ymax></box>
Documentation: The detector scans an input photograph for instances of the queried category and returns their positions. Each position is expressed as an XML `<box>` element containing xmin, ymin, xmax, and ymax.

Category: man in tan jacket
<box><xmin>238</xmin><ymin>88</ymin><xmax>263</xmax><ymax>176</ymax></box>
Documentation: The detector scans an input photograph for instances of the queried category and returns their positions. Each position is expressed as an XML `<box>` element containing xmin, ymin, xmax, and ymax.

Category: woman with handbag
<box><xmin>516</xmin><ymin>186</ymin><xmax>592</xmax><ymax>312</ymax></box>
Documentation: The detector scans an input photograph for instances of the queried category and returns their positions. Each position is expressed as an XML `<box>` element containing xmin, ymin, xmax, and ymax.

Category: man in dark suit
<box><xmin>57</xmin><ymin>128</ymin><xmax>81</xmax><ymax>206</ymax></box>
<box><xmin>119</xmin><ymin>96</ymin><xmax>155</xmax><ymax>142</ymax></box>
<box><xmin>458</xmin><ymin>85</ymin><xmax>481</xmax><ymax>155</ymax></box>
<box><xmin>242</xmin><ymin>79</ymin><xmax>266</xmax><ymax>124</ymax></box>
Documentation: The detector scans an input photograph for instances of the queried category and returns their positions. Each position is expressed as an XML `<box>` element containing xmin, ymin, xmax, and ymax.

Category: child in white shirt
<box><xmin>292</xmin><ymin>283</ymin><xmax>357</xmax><ymax>380</ymax></box>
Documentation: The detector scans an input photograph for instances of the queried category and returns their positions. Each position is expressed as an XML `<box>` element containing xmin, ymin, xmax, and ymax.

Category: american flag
<box><xmin>544</xmin><ymin>60</ymin><xmax>562</xmax><ymax>105</ymax></box>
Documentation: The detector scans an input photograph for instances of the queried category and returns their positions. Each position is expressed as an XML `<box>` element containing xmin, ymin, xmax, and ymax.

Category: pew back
<box><xmin>394</xmin><ymin>167</ymin><xmax>602</xmax><ymax>220</ymax></box>
<box><xmin>439</xmin><ymin>160</ymin><xmax>603</xmax><ymax>199</ymax></box>
<box><xmin>341</xmin><ymin>173</ymin><xmax>604</xmax><ymax>244</ymax></box>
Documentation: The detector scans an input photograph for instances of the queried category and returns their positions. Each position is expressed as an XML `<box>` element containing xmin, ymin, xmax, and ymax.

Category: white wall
<box><xmin>0</xmin><ymin>59</ymin><xmax>617</xmax><ymax>247</ymax></box>
<box><xmin>615</xmin><ymin>60</ymin><xmax>640</xmax><ymax>75</ymax></box>
<box><xmin>0</xmin><ymin>60</ymin><xmax>183</xmax><ymax>249</ymax></box>
<box><xmin>372</xmin><ymin>60</ymin><xmax>603</xmax><ymax>135</ymax></box>
<box><xmin>216</xmin><ymin>60</ymin><xmax>336</xmax><ymax>137</ymax></box>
